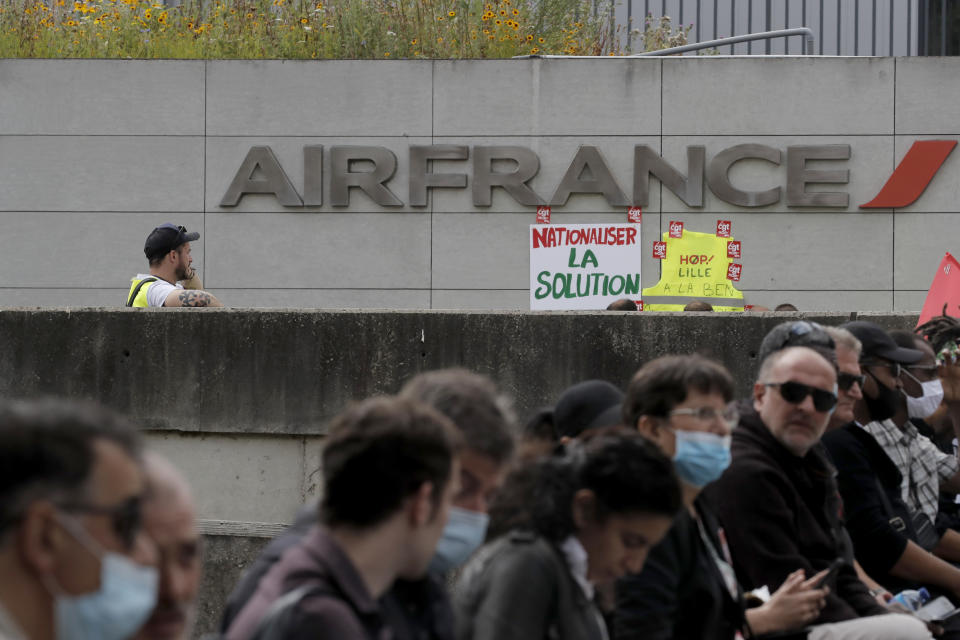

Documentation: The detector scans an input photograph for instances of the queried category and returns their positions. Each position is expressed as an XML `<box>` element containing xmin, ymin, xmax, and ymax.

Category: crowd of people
<box><xmin>6</xmin><ymin>314</ymin><xmax>960</xmax><ymax>640</ymax></box>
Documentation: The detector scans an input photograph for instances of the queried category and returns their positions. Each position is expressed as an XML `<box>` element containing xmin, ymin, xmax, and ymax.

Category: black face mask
<box><xmin>864</xmin><ymin>372</ymin><xmax>901</xmax><ymax>422</ymax></box>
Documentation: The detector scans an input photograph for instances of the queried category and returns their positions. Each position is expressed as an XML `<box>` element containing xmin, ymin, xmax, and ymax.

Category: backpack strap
<box><xmin>248</xmin><ymin>582</ymin><xmax>334</xmax><ymax>640</ymax></box>
<box><xmin>126</xmin><ymin>277</ymin><xmax>158</xmax><ymax>307</ymax></box>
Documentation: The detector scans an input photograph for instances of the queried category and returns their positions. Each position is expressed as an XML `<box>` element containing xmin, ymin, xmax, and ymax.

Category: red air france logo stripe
<box><xmin>860</xmin><ymin>140</ymin><xmax>957</xmax><ymax>208</ymax></box>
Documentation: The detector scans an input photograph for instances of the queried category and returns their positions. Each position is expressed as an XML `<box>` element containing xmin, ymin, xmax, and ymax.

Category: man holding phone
<box><xmin>704</xmin><ymin>326</ymin><xmax>930</xmax><ymax>640</ymax></box>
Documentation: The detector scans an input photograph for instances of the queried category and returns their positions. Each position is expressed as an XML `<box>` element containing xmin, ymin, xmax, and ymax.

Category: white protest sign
<box><xmin>530</xmin><ymin>223</ymin><xmax>642</xmax><ymax>310</ymax></box>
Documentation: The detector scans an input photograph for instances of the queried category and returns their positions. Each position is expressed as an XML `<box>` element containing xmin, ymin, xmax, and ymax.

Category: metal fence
<box><xmin>617</xmin><ymin>0</ymin><xmax>952</xmax><ymax>56</ymax></box>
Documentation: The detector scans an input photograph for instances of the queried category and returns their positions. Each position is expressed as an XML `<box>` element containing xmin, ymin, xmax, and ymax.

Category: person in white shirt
<box><xmin>126</xmin><ymin>223</ymin><xmax>223</xmax><ymax>308</ymax></box>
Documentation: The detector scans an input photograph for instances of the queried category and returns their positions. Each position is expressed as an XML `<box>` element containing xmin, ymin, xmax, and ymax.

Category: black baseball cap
<box><xmin>144</xmin><ymin>223</ymin><xmax>199</xmax><ymax>261</ymax></box>
<box><xmin>757</xmin><ymin>320</ymin><xmax>836</xmax><ymax>365</ymax></box>
<box><xmin>553</xmin><ymin>380</ymin><xmax>624</xmax><ymax>439</ymax></box>
<box><xmin>841</xmin><ymin>321</ymin><xmax>923</xmax><ymax>364</ymax></box>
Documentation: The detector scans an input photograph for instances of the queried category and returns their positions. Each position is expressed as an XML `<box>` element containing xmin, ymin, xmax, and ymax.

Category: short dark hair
<box><xmin>683</xmin><ymin>300</ymin><xmax>714</xmax><ymax>312</ymax></box>
<box><xmin>487</xmin><ymin>431</ymin><xmax>680</xmax><ymax>542</ymax></box>
<box><xmin>623</xmin><ymin>354</ymin><xmax>735</xmax><ymax>428</ymax></box>
<box><xmin>774</xmin><ymin>303</ymin><xmax>799</xmax><ymax>312</ymax></box>
<box><xmin>320</xmin><ymin>396</ymin><xmax>463</xmax><ymax>528</ymax></box>
<box><xmin>0</xmin><ymin>397</ymin><xmax>142</xmax><ymax>543</ymax></box>
<box><xmin>147</xmin><ymin>243</ymin><xmax>185</xmax><ymax>267</ymax></box>
<box><xmin>606</xmin><ymin>299</ymin><xmax>638</xmax><ymax>311</ymax></box>
<box><xmin>400</xmin><ymin>369</ymin><xmax>516</xmax><ymax>466</ymax></box>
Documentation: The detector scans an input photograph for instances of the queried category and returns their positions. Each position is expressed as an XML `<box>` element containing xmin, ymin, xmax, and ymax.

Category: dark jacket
<box><xmin>222</xmin><ymin>503</ymin><xmax>454</xmax><ymax>640</ymax></box>
<box><xmin>454</xmin><ymin>530</ymin><xmax>606</xmax><ymax>640</ymax></box>
<box><xmin>614</xmin><ymin>499</ymin><xmax>745</xmax><ymax>640</ymax></box>
<box><xmin>821</xmin><ymin>422</ymin><xmax>915</xmax><ymax>587</ymax></box>
<box><xmin>224</xmin><ymin>526</ymin><xmax>390</xmax><ymax>640</ymax></box>
<box><xmin>702</xmin><ymin>408</ymin><xmax>887</xmax><ymax>625</ymax></box>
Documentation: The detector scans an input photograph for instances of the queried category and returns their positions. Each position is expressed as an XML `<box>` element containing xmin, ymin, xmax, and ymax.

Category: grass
<box><xmin>0</xmin><ymin>0</ymin><xmax>692</xmax><ymax>58</ymax></box>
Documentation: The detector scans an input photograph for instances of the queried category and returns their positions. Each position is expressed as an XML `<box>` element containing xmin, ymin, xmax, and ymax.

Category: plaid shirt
<box><xmin>862</xmin><ymin>419</ymin><xmax>960</xmax><ymax>524</ymax></box>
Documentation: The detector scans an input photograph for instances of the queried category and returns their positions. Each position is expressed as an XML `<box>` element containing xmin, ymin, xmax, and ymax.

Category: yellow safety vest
<box><xmin>126</xmin><ymin>277</ymin><xmax>158</xmax><ymax>308</ymax></box>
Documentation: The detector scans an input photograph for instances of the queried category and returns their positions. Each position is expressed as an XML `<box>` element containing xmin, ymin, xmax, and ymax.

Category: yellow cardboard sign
<box><xmin>642</xmin><ymin>228</ymin><xmax>744</xmax><ymax>312</ymax></box>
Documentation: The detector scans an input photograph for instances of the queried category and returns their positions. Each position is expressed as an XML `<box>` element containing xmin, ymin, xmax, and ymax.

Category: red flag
<box><xmin>918</xmin><ymin>252</ymin><xmax>960</xmax><ymax>327</ymax></box>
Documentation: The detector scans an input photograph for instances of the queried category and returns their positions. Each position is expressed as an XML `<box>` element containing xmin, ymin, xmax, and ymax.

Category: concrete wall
<box><xmin>1</xmin><ymin>58</ymin><xmax>959</xmax><ymax>312</ymax></box>
<box><xmin>0</xmin><ymin>307</ymin><xmax>920</xmax><ymax>634</ymax></box>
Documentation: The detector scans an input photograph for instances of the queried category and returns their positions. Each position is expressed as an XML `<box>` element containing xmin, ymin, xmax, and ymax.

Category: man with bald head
<box><xmin>704</xmin><ymin>345</ymin><xmax>930</xmax><ymax>639</ymax></box>
<box><xmin>133</xmin><ymin>453</ymin><xmax>201</xmax><ymax>640</ymax></box>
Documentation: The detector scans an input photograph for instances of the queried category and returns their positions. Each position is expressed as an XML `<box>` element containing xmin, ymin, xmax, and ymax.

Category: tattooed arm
<box><xmin>163</xmin><ymin>289</ymin><xmax>224</xmax><ymax>308</ymax></box>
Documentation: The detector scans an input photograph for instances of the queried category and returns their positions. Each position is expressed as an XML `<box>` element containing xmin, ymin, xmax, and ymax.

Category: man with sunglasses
<box><xmin>0</xmin><ymin>397</ymin><xmax>158</xmax><ymax>640</ymax></box>
<box><xmin>705</xmin><ymin>344</ymin><xmax>931</xmax><ymax>639</ymax></box>
<box><xmin>127</xmin><ymin>223</ymin><xmax>223</xmax><ymax>308</ymax></box>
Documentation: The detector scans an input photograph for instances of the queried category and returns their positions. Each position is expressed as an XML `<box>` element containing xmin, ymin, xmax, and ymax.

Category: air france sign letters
<box><xmin>219</xmin><ymin>140</ymin><xmax>957</xmax><ymax>210</ymax></box>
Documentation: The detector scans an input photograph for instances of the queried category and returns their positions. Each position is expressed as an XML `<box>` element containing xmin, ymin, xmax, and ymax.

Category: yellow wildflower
<box><xmin>447</xmin><ymin>10</ymin><xmax>454</xmax><ymax>17</ymax></box>
<box><xmin>512</xmin><ymin>8</ymin><xmax>518</xmax><ymax>15</ymax></box>
<box><xmin>300</xmin><ymin>16</ymin><xmax>307</xmax><ymax>23</ymax></box>
<box><xmin>538</xmin><ymin>36</ymin><xmax>544</xmax><ymax>43</ymax></box>
<box><xmin>410</xmin><ymin>37</ymin><xmax>417</xmax><ymax>44</ymax></box>
<box><xmin>531</xmin><ymin>47</ymin><xmax>539</xmax><ymax>53</ymax></box>
<box><xmin>525</xmin><ymin>34</ymin><xmax>532</xmax><ymax>40</ymax></box>
<box><xmin>383</xmin><ymin>51</ymin><xmax>390</xmax><ymax>56</ymax></box>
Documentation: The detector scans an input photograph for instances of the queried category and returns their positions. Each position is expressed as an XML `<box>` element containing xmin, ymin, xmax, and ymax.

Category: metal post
<box><xmin>854</xmin><ymin>0</ymin><xmax>859</xmax><ymax>55</ymax></box>
<box><xmin>731</xmin><ymin>0</ymin><xmax>737</xmax><ymax>52</ymax></box>
<box><xmin>748</xmin><ymin>0</ymin><xmax>753</xmax><ymax>53</ymax></box>
<box><xmin>871</xmin><ymin>0</ymin><xmax>876</xmax><ymax>55</ymax></box>
<box><xmin>889</xmin><ymin>0</ymin><xmax>894</xmax><ymax>55</ymax></box>
<box><xmin>941</xmin><ymin>0</ymin><xmax>946</xmax><ymax>55</ymax></box>
<box><xmin>765</xmin><ymin>0</ymin><xmax>772</xmax><ymax>53</ymax></box>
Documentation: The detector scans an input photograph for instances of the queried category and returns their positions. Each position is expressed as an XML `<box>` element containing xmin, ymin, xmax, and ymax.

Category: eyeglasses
<box><xmin>57</xmin><ymin>496</ymin><xmax>142</xmax><ymax>550</ymax></box>
<box><xmin>765</xmin><ymin>381</ymin><xmax>838</xmax><ymax>412</ymax></box>
<box><xmin>861</xmin><ymin>361</ymin><xmax>901</xmax><ymax>378</ymax></box>
<box><xmin>669</xmin><ymin>405</ymin><xmax>740</xmax><ymax>429</ymax></box>
<box><xmin>837</xmin><ymin>372</ymin><xmax>866</xmax><ymax>391</ymax></box>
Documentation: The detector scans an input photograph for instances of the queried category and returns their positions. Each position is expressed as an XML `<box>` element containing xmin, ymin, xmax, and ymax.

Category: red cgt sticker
<box><xmin>727</xmin><ymin>263</ymin><xmax>742</xmax><ymax>282</ymax></box>
<box><xmin>727</xmin><ymin>240</ymin><xmax>742</xmax><ymax>259</ymax></box>
<box><xmin>627</xmin><ymin>206</ymin><xmax>643</xmax><ymax>223</ymax></box>
<box><xmin>652</xmin><ymin>241</ymin><xmax>667</xmax><ymax>260</ymax></box>
<box><xmin>636</xmin><ymin>300</ymin><xmax>644</xmax><ymax>311</ymax></box>
<box><xmin>716</xmin><ymin>220</ymin><xmax>731</xmax><ymax>237</ymax></box>
<box><xmin>536</xmin><ymin>206</ymin><xmax>551</xmax><ymax>224</ymax></box>
<box><xmin>668</xmin><ymin>221</ymin><xmax>684</xmax><ymax>238</ymax></box>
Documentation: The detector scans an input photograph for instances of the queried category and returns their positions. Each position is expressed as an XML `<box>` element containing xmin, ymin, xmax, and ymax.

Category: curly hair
<box><xmin>916</xmin><ymin>304</ymin><xmax>960</xmax><ymax>354</ymax></box>
<box><xmin>485</xmin><ymin>431</ymin><xmax>680</xmax><ymax>543</ymax></box>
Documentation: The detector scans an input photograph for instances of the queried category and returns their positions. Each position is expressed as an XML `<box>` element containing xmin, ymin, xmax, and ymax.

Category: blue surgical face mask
<box><xmin>49</xmin><ymin>515</ymin><xmax>158</xmax><ymax>640</ymax></box>
<box><xmin>429</xmin><ymin>506</ymin><xmax>489</xmax><ymax>575</ymax></box>
<box><xmin>671</xmin><ymin>429</ymin><xmax>732</xmax><ymax>488</ymax></box>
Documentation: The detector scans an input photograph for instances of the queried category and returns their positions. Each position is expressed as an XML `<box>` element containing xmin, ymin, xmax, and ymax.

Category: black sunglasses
<box><xmin>837</xmin><ymin>372</ymin><xmax>866</xmax><ymax>391</ymax></box>
<box><xmin>58</xmin><ymin>495</ymin><xmax>142</xmax><ymax>550</ymax></box>
<box><xmin>766</xmin><ymin>381</ymin><xmax>838</xmax><ymax>412</ymax></box>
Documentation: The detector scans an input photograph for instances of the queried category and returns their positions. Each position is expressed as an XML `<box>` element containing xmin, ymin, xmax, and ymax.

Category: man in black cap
<box><xmin>126</xmin><ymin>224</ymin><xmax>223</xmax><ymax>308</ymax></box>
<box><xmin>822</xmin><ymin>322</ymin><xmax>960</xmax><ymax>603</ymax></box>
<box><xmin>842</xmin><ymin>323</ymin><xmax>960</xmax><ymax>561</ymax></box>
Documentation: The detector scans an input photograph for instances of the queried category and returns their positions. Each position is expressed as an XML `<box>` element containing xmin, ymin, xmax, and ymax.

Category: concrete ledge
<box><xmin>0</xmin><ymin>308</ymin><xmax>918</xmax><ymax>434</ymax></box>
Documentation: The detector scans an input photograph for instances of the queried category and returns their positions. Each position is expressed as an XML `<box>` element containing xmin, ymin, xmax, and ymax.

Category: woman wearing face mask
<box><xmin>615</xmin><ymin>355</ymin><xmax>829</xmax><ymax>640</ymax></box>
<box><xmin>454</xmin><ymin>432</ymin><xmax>682</xmax><ymax>640</ymax></box>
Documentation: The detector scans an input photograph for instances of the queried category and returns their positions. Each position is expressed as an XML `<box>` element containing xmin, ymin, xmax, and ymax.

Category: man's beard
<box><xmin>864</xmin><ymin>376</ymin><xmax>901</xmax><ymax>422</ymax></box>
<box><xmin>175</xmin><ymin>264</ymin><xmax>191</xmax><ymax>281</ymax></box>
